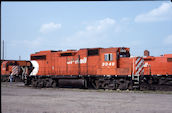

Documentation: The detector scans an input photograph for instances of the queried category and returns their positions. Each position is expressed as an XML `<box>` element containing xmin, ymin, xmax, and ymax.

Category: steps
<box><xmin>132</xmin><ymin>75</ymin><xmax>140</xmax><ymax>89</ymax></box>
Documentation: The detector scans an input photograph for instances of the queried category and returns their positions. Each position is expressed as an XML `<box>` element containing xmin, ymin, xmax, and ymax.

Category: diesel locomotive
<box><xmin>1</xmin><ymin>47</ymin><xmax>172</xmax><ymax>90</ymax></box>
<box><xmin>24</xmin><ymin>47</ymin><xmax>144</xmax><ymax>90</ymax></box>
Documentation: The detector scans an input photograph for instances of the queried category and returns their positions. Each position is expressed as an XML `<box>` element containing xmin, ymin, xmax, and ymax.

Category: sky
<box><xmin>1</xmin><ymin>1</ymin><xmax>172</xmax><ymax>60</ymax></box>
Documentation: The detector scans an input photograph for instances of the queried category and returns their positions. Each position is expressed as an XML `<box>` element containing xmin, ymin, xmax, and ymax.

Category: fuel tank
<box><xmin>58</xmin><ymin>79</ymin><xmax>86</xmax><ymax>88</ymax></box>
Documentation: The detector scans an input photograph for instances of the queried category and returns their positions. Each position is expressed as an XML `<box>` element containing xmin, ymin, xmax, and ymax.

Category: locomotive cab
<box><xmin>117</xmin><ymin>48</ymin><xmax>130</xmax><ymax>58</ymax></box>
<box><xmin>97</xmin><ymin>47</ymin><xmax>132</xmax><ymax>75</ymax></box>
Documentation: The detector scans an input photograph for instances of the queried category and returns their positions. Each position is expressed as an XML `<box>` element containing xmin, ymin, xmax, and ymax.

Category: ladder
<box><xmin>132</xmin><ymin>74</ymin><xmax>140</xmax><ymax>89</ymax></box>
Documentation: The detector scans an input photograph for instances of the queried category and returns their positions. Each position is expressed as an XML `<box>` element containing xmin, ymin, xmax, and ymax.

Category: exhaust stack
<box><xmin>144</xmin><ymin>50</ymin><xmax>150</xmax><ymax>57</ymax></box>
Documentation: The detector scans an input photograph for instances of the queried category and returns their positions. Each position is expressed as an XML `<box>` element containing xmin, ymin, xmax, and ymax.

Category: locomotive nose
<box><xmin>30</xmin><ymin>61</ymin><xmax>39</xmax><ymax>75</ymax></box>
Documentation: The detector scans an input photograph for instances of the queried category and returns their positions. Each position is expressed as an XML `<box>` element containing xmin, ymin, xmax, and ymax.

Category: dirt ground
<box><xmin>1</xmin><ymin>82</ymin><xmax>172</xmax><ymax>113</ymax></box>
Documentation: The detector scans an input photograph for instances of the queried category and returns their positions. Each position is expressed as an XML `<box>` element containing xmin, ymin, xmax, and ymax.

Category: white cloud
<box><xmin>8</xmin><ymin>18</ymin><xmax>129</xmax><ymax>56</ymax></box>
<box><xmin>135</xmin><ymin>2</ymin><xmax>172</xmax><ymax>23</ymax></box>
<box><xmin>164</xmin><ymin>34</ymin><xmax>172</xmax><ymax>45</ymax></box>
<box><xmin>24</xmin><ymin>37</ymin><xmax>43</xmax><ymax>47</ymax></box>
<box><xmin>62</xmin><ymin>18</ymin><xmax>116</xmax><ymax>48</ymax></box>
<box><xmin>7</xmin><ymin>37</ymin><xmax>45</xmax><ymax>60</ymax></box>
<box><xmin>120</xmin><ymin>17</ymin><xmax>131</xmax><ymax>23</ymax></box>
<box><xmin>9</xmin><ymin>37</ymin><xmax>44</xmax><ymax>49</ymax></box>
<box><xmin>61</xmin><ymin>17</ymin><xmax>131</xmax><ymax>49</ymax></box>
<box><xmin>40</xmin><ymin>22</ymin><xmax>61</xmax><ymax>33</ymax></box>
<box><xmin>85</xmin><ymin>18</ymin><xmax>115</xmax><ymax>32</ymax></box>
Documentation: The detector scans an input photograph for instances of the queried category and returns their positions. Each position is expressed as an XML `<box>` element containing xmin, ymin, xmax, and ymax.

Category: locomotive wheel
<box><xmin>159</xmin><ymin>78</ymin><xmax>166</xmax><ymax>85</ymax></box>
<box><xmin>118</xmin><ymin>83</ymin><xmax>126</xmax><ymax>90</ymax></box>
<box><xmin>83</xmin><ymin>80</ymin><xmax>88</xmax><ymax>89</ymax></box>
<box><xmin>102</xmin><ymin>81</ymin><xmax>110</xmax><ymax>89</ymax></box>
<box><xmin>140</xmin><ymin>83</ymin><xmax>149</xmax><ymax>91</ymax></box>
<box><xmin>108</xmin><ymin>80</ymin><xmax>117</xmax><ymax>90</ymax></box>
<box><xmin>117</xmin><ymin>79</ymin><xmax>129</xmax><ymax>90</ymax></box>
<box><xmin>32</xmin><ymin>79</ymin><xmax>38</xmax><ymax>87</ymax></box>
<box><xmin>128</xmin><ymin>81</ymin><xmax>133</xmax><ymax>90</ymax></box>
<box><xmin>37</xmin><ymin>79</ymin><xmax>44</xmax><ymax>88</ymax></box>
<box><xmin>52</xmin><ymin>80</ymin><xmax>57</xmax><ymax>88</ymax></box>
<box><xmin>24</xmin><ymin>79</ymin><xmax>29</xmax><ymax>86</ymax></box>
<box><xmin>45</xmin><ymin>79</ymin><xmax>53</xmax><ymax>88</ymax></box>
<box><xmin>108</xmin><ymin>83</ymin><xmax>115</xmax><ymax>90</ymax></box>
<box><xmin>95</xmin><ymin>80</ymin><xmax>100</xmax><ymax>89</ymax></box>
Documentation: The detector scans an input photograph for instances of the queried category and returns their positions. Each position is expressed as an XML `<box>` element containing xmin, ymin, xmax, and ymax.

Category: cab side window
<box><xmin>104</xmin><ymin>53</ymin><xmax>113</xmax><ymax>61</ymax></box>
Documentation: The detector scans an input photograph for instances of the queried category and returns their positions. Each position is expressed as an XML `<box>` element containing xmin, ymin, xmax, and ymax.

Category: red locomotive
<box><xmin>25</xmin><ymin>47</ymin><xmax>144</xmax><ymax>90</ymax></box>
<box><xmin>140</xmin><ymin>51</ymin><xmax>172</xmax><ymax>90</ymax></box>
<box><xmin>1</xmin><ymin>60</ymin><xmax>32</xmax><ymax>82</ymax></box>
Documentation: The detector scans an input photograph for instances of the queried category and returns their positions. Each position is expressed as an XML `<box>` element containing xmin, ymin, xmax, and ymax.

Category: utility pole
<box><xmin>2</xmin><ymin>40</ymin><xmax>4</xmax><ymax>60</ymax></box>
